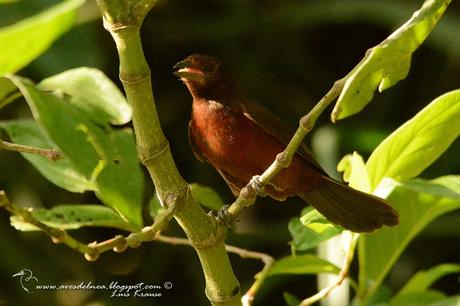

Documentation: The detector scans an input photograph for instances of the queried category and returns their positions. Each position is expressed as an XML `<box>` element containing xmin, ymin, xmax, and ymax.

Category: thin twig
<box><xmin>241</xmin><ymin>257</ymin><xmax>274</xmax><ymax>306</ymax></box>
<box><xmin>155</xmin><ymin>234</ymin><xmax>273</xmax><ymax>263</ymax></box>
<box><xmin>0</xmin><ymin>191</ymin><xmax>95</xmax><ymax>255</ymax></box>
<box><xmin>299</xmin><ymin>233</ymin><xmax>360</xmax><ymax>306</ymax></box>
<box><xmin>154</xmin><ymin>234</ymin><xmax>275</xmax><ymax>306</ymax></box>
<box><xmin>0</xmin><ymin>139</ymin><xmax>61</xmax><ymax>161</ymax></box>
<box><xmin>0</xmin><ymin>190</ymin><xmax>176</xmax><ymax>261</ymax></box>
<box><xmin>226</xmin><ymin>78</ymin><xmax>347</xmax><ymax>220</ymax></box>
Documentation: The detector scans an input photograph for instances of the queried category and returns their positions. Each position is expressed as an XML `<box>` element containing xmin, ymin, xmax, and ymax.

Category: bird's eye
<box><xmin>204</xmin><ymin>63</ymin><xmax>216</xmax><ymax>72</ymax></box>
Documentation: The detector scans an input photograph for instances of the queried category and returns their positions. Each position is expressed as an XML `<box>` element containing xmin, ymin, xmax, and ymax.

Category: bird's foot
<box><xmin>249</xmin><ymin>175</ymin><xmax>267</xmax><ymax>196</ymax></box>
<box><xmin>216</xmin><ymin>204</ymin><xmax>233</xmax><ymax>227</ymax></box>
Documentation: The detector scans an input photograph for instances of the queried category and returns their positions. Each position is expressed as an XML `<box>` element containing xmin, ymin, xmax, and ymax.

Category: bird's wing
<box><xmin>188</xmin><ymin>120</ymin><xmax>243</xmax><ymax>195</ymax></box>
<box><xmin>188</xmin><ymin>121</ymin><xmax>205</xmax><ymax>162</ymax></box>
<box><xmin>216</xmin><ymin>169</ymin><xmax>245</xmax><ymax>197</ymax></box>
<box><xmin>239</xmin><ymin>98</ymin><xmax>327</xmax><ymax>175</ymax></box>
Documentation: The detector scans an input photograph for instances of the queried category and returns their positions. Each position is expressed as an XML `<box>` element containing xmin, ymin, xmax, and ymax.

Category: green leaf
<box><xmin>358</xmin><ymin>176</ymin><xmax>460</xmax><ymax>303</ymax></box>
<box><xmin>427</xmin><ymin>296</ymin><xmax>460</xmax><ymax>306</ymax></box>
<box><xmin>337</xmin><ymin>151</ymin><xmax>371</xmax><ymax>192</ymax></box>
<box><xmin>189</xmin><ymin>183</ymin><xmax>225</xmax><ymax>210</ymax></box>
<box><xmin>283</xmin><ymin>292</ymin><xmax>301</xmax><ymax>306</ymax></box>
<box><xmin>148</xmin><ymin>193</ymin><xmax>163</xmax><ymax>219</ymax></box>
<box><xmin>2</xmin><ymin>75</ymin><xmax>144</xmax><ymax>229</ymax></box>
<box><xmin>8</xmin><ymin>76</ymin><xmax>100</xmax><ymax>177</ymax></box>
<box><xmin>0</xmin><ymin>77</ymin><xmax>18</xmax><ymax>109</ymax></box>
<box><xmin>0</xmin><ymin>0</ymin><xmax>84</xmax><ymax>75</ymax></box>
<box><xmin>38</xmin><ymin>68</ymin><xmax>132</xmax><ymax>125</ymax></box>
<box><xmin>10</xmin><ymin>205</ymin><xmax>137</xmax><ymax>232</ymax></box>
<box><xmin>389</xmin><ymin>290</ymin><xmax>445</xmax><ymax>306</ymax></box>
<box><xmin>332</xmin><ymin>0</ymin><xmax>451</xmax><ymax>121</ymax></box>
<box><xmin>351</xmin><ymin>284</ymin><xmax>392</xmax><ymax>306</ymax></box>
<box><xmin>0</xmin><ymin>119</ymin><xmax>95</xmax><ymax>193</ymax></box>
<box><xmin>267</xmin><ymin>254</ymin><xmax>339</xmax><ymax>276</ymax></box>
<box><xmin>288</xmin><ymin>208</ymin><xmax>342</xmax><ymax>252</ymax></box>
<box><xmin>395</xmin><ymin>264</ymin><xmax>460</xmax><ymax>298</ymax></box>
<box><xmin>366</xmin><ymin>90</ymin><xmax>460</xmax><ymax>190</ymax></box>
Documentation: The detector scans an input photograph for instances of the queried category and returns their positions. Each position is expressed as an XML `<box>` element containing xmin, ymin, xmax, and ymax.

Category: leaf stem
<box><xmin>299</xmin><ymin>233</ymin><xmax>359</xmax><ymax>306</ymax></box>
<box><xmin>0</xmin><ymin>139</ymin><xmax>61</xmax><ymax>161</ymax></box>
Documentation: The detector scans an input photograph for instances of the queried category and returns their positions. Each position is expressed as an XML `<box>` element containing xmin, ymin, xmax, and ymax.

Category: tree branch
<box><xmin>154</xmin><ymin>234</ymin><xmax>275</xmax><ymax>306</ymax></box>
<box><xmin>0</xmin><ymin>191</ymin><xmax>95</xmax><ymax>257</ymax></box>
<box><xmin>95</xmin><ymin>1</ymin><xmax>241</xmax><ymax>305</ymax></box>
<box><xmin>0</xmin><ymin>139</ymin><xmax>61</xmax><ymax>161</ymax></box>
<box><xmin>299</xmin><ymin>233</ymin><xmax>359</xmax><ymax>306</ymax></box>
<box><xmin>226</xmin><ymin>78</ymin><xmax>346</xmax><ymax>220</ymax></box>
<box><xmin>0</xmin><ymin>190</ymin><xmax>177</xmax><ymax>261</ymax></box>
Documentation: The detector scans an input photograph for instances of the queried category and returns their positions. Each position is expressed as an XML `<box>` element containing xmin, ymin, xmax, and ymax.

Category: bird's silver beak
<box><xmin>173</xmin><ymin>59</ymin><xmax>205</xmax><ymax>82</ymax></box>
<box><xmin>173</xmin><ymin>58</ymin><xmax>193</xmax><ymax>69</ymax></box>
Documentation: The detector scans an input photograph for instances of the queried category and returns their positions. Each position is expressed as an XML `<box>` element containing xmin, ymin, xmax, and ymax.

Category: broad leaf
<box><xmin>332</xmin><ymin>0</ymin><xmax>451</xmax><ymax>121</ymax></box>
<box><xmin>0</xmin><ymin>0</ymin><xmax>84</xmax><ymax>75</ymax></box>
<box><xmin>0</xmin><ymin>119</ymin><xmax>94</xmax><ymax>193</ymax></box>
<box><xmin>0</xmin><ymin>77</ymin><xmax>18</xmax><ymax>109</ymax></box>
<box><xmin>148</xmin><ymin>193</ymin><xmax>164</xmax><ymax>219</ymax></box>
<box><xmin>267</xmin><ymin>254</ymin><xmax>339</xmax><ymax>276</ymax></box>
<box><xmin>389</xmin><ymin>290</ymin><xmax>445</xmax><ymax>306</ymax></box>
<box><xmin>358</xmin><ymin>176</ymin><xmax>460</xmax><ymax>302</ymax></box>
<box><xmin>39</xmin><ymin>68</ymin><xmax>131</xmax><ymax>125</ymax></box>
<box><xmin>395</xmin><ymin>263</ymin><xmax>460</xmax><ymax>298</ymax></box>
<box><xmin>189</xmin><ymin>183</ymin><xmax>225</xmax><ymax>211</ymax></box>
<box><xmin>10</xmin><ymin>205</ymin><xmax>137</xmax><ymax>232</ymax></box>
<box><xmin>337</xmin><ymin>151</ymin><xmax>371</xmax><ymax>192</ymax></box>
<box><xmin>283</xmin><ymin>292</ymin><xmax>301</xmax><ymax>306</ymax></box>
<box><xmin>366</xmin><ymin>90</ymin><xmax>460</xmax><ymax>190</ymax></box>
<box><xmin>1</xmin><ymin>75</ymin><xmax>144</xmax><ymax>228</ymax></box>
<box><xmin>427</xmin><ymin>296</ymin><xmax>460</xmax><ymax>306</ymax></box>
<box><xmin>289</xmin><ymin>207</ymin><xmax>342</xmax><ymax>252</ymax></box>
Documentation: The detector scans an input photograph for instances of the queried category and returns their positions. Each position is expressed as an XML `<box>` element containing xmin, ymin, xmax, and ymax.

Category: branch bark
<box><xmin>95</xmin><ymin>1</ymin><xmax>241</xmax><ymax>305</ymax></box>
<box><xmin>226</xmin><ymin>78</ymin><xmax>346</xmax><ymax>220</ymax></box>
<box><xmin>0</xmin><ymin>138</ymin><xmax>61</xmax><ymax>161</ymax></box>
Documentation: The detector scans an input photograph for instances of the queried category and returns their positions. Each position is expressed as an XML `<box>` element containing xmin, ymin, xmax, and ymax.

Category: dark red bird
<box><xmin>174</xmin><ymin>54</ymin><xmax>398</xmax><ymax>232</ymax></box>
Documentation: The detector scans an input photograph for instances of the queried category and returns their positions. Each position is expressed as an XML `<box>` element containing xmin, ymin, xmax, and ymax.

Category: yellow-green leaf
<box><xmin>332</xmin><ymin>0</ymin><xmax>451</xmax><ymax>121</ymax></box>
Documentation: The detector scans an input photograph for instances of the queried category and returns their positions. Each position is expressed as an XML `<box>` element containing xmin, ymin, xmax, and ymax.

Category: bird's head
<box><xmin>174</xmin><ymin>54</ymin><xmax>236</xmax><ymax>100</ymax></box>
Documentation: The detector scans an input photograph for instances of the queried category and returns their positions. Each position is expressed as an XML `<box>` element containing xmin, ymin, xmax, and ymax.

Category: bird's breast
<box><xmin>189</xmin><ymin>98</ymin><xmax>316</xmax><ymax>196</ymax></box>
<box><xmin>190</xmin><ymin>99</ymin><xmax>244</xmax><ymax>163</ymax></box>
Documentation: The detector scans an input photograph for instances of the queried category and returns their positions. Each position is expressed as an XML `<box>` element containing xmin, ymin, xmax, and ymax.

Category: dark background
<box><xmin>0</xmin><ymin>0</ymin><xmax>459</xmax><ymax>305</ymax></box>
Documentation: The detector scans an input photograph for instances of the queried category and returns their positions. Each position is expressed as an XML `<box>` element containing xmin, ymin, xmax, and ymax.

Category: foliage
<box><xmin>0</xmin><ymin>72</ymin><xmax>144</xmax><ymax>228</ymax></box>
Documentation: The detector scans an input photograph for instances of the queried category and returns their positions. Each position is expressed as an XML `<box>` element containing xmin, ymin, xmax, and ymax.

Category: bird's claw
<box><xmin>249</xmin><ymin>175</ymin><xmax>266</xmax><ymax>196</ymax></box>
<box><xmin>216</xmin><ymin>204</ymin><xmax>233</xmax><ymax>227</ymax></box>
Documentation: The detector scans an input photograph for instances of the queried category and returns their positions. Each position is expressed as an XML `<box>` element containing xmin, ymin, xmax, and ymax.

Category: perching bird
<box><xmin>174</xmin><ymin>54</ymin><xmax>398</xmax><ymax>232</ymax></box>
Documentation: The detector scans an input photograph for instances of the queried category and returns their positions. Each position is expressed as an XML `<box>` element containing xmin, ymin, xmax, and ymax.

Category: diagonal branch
<box><xmin>225</xmin><ymin>78</ymin><xmax>347</xmax><ymax>221</ymax></box>
<box><xmin>0</xmin><ymin>139</ymin><xmax>61</xmax><ymax>161</ymax></box>
<box><xmin>299</xmin><ymin>233</ymin><xmax>359</xmax><ymax>306</ymax></box>
<box><xmin>0</xmin><ymin>190</ymin><xmax>176</xmax><ymax>261</ymax></box>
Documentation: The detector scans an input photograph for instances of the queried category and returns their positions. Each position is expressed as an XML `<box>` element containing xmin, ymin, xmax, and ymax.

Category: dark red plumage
<box><xmin>175</xmin><ymin>54</ymin><xmax>398</xmax><ymax>232</ymax></box>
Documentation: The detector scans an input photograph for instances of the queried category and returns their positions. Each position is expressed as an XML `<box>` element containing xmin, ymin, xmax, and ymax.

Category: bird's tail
<box><xmin>298</xmin><ymin>176</ymin><xmax>398</xmax><ymax>232</ymax></box>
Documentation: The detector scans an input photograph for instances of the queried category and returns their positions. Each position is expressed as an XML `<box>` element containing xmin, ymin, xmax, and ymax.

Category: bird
<box><xmin>174</xmin><ymin>54</ymin><xmax>398</xmax><ymax>232</ymax></box>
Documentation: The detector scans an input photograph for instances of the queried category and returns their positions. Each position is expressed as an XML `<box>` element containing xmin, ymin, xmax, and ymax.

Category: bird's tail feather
<box><xmin>299</xmin><ymin>177</ymin><xmax>398</xmax><ymax>232</ymax></box>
